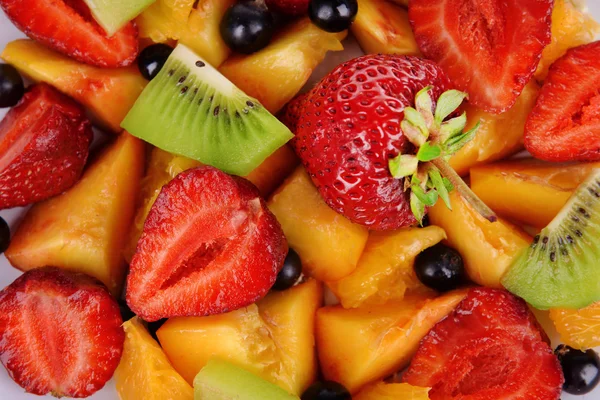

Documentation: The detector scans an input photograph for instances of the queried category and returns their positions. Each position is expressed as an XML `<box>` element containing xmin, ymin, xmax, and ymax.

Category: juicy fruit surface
<box><xmin>82</xmin><ymin>0</ymin><xmax>155</xmax><ymax>36</ymax></box>
<box><xmin>551</xmin><ymin>302</ymin><xmax>600</xmax><ymax>350</ymax></box>
<box><xmin>221</xmin><ymin>18</ymin><xmax>346</xmax><ymax>114</ymax></box>
<box><xmin>6</xmin><ymin>133</ymin><xmax>144</xmax><ymax>295</ymax></box>
<box><xmin>403</xmin><ymin>288</ymin><xmax>563</xmax><ymax>400</ymax></box>
<box><xmin>409</xmin><ymin>0</ymin><xmax>552</xmax><ymax>114</ymax></box>
<box><xmin>114</xmin><ymin>317</ymin><xmax>193</xmax><ymax>400</ymax></box>
<box><xmin>525</xmin><ymin>41</ymin><xmax>600</xmax><ymax>162</ymax></box>
<box><xmin>127</xmin><ymin>166</ymin><xmax>287</xmax><ymax>321</ymax></box>
<box><xmin>327</xmin><ymin>226</ymin><xmax>445</xmax><ymax>308</ymax></box>
<box><xmin>316</xmin><ymin>291</ymin><xmax>467</xmax><ymax>393</ymax></box>
<box><xmin>268</xmin><ymin>166</ymin><xmax>369</xmax><ymax>281</ymax></box>
<box><xmin>355</xmin><ymin>382</ymin><xmax>430</xmax><ymax>400</ymax></box>
<box><xmin>293</xmin><ymin>54</ymin><xmax>450</xmax><ymax>231</ymax></box>
<box><xmin>0</xmin><ymin>0</ymin><xmax>138</xmax><ymax>67</ymax></box>
<box><xmin>0</xmin><ymin>267</ymin><xmax>124</xmax><ymax>398</ymax></box>
<box><xmin>0</xmin><ymin>83</ymin><xmax>92</xmax><ymax>210</ymax></box>
<box><xmin>266</xmin><ymin>0</ymin><xmax>309</xmax><ymax>16</ymax></box>
<box><xmin>1</xmin><ymin>39</ymin><xmax>147</xmax><ymax>132</ymax></box>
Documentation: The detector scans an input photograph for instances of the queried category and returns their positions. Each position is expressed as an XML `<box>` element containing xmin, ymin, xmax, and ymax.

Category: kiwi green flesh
<box><xmin>83</xmin><ymin>0</ymin><xmax>155</xmax><ymax>36</ymax></box>
<box><xmin>193</xmin><ymin>359</ymin><xmax>299</xmax><ymax>400</ymax></box>
<box><xmin>121</xmin><ymin>44</ymin><xmax>293</xmax><ymax>176</ymax></box>
<box><xmin>502</xmin><ymin>168</ymin><xmax>600</xmax><ymax>310</ymax></box>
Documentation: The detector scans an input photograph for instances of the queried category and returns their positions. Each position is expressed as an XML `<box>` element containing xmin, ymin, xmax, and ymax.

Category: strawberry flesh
<box><xmin>0</xmin><ymin>83</ymin><xmax>93</xmax><ymax>210</ymax></box>
<box><xmin>127</xmin><ymin>166</ymin><xmax>288</xmax><ymax>322</ymax></box>
<box><xmin>0</xmin><ymin>0</ymin><xmax>138</xmax><ymax>67</ymax></box>
<box><xmin>525</xmin><ymin>41</ymin><xmax>600</xmax><ymax>162</ymax></box>
<box><xmin>0</xmin><ymin>267</ymin><xmax>124</xmax><ymax>398</ymax></box>
<box><xmin>409</xmin><ymin>0</ymin><xmax>552</xmax><ymax>114</ymax></box>
<box><xmin>293</xmin><ymin>54</ymin><xmax>450</xmax><ymax>231</ymax></box>
<box><xmin>403</xmin><ymin>288</ymin><xmax>564</xmax><ymax>400</ymax></box>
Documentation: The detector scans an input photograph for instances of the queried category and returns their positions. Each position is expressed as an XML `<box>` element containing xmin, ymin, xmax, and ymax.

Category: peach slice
<box><xmin>355</xmin><ymin>382</ymin><xmax>430</xmax><ymax>400</ymax></box>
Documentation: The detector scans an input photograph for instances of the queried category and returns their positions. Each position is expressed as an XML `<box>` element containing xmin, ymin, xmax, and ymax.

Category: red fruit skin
<box><xmin>0</xmin><ymin>267</ymin><xmax>124</xmax><ymax>398</ymax></box>
<box><xmin>293</xmin><ymin>54</ymin><xmax>450</xmax><ymax>231</ymax></box>
<box><xmin>409</xmin><ymin>0</ymin><xmax>552</xmax><ymax>114</ymax></box>
<box><xmin>266</xmin><ymin>0</ymin><xmax>309</xmax><ymax>16</ymax></box>
<box><xmin>0</xmin><ymin>84</ymin><xmax>93</xmax><ymax>210</ymax></box>
<box><xmin>0</xmin><ymin>0</ymin><xmax>138</xmax><ymax>67</ymax></box>
<box><xmin>127</xmin><ymin>166</ymin><xmax>288</xmax><ymax>322</ymax></box>
<box><xmin>403</xmin><ymin>288</ymin><xmax>563</xmax><ymax>400</ymax></box>
<box><xmin>279</xmin><ymin>91</ymin><xmax>309</xmax><ymax>133</ymax></box>
<box><xmin>525</xmin><ymin>41</ymin><xmax>600</xmax><ymax>162</ymax></box>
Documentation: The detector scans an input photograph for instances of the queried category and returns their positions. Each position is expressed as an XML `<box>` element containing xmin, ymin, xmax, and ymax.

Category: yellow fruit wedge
<box><xmin>115</xmin><ymin>317</ymin><xmax>193</xmax><ymax>400</ymax></box>
<box><xmin>550</xmin><ymin>302</ymin><xmax>600</xmax><ymax>350</ymax></box>
<box><xmin>355</xmin><ymin>382</ymin><xmax>430</xmax><ymax>400</ymax></box>
<box><xmin>268</xmin><ymin>167</ymin><xmax>369</xmax><ymax>282</ymax></box>
<box><xmin>1</xmin><ymin>40</ymin><xmax>146</xmax><ymax>132</ymax></box>
<box><xmin>327</xmin><ymin>226</ymin><xmax>444</xmax><ymax>308</ymax></box>
<box><xmin>351</xmin><ymin>0</ymin><xmax>419</xmax><ymax>55</ymax></box>
<box><xmin>220</xmin><ymin>18</ymin><xmax>347</xmax><ymax>114</ymax></box>
<box><xmin>6</xmin><ymin>133</ymin><xmax>144</xmax><ymax>295</ymax></box>
<box><xmin>316</xmin><ymin>291</ymin><xmax>467</xmax><ymax>393</ymax></box>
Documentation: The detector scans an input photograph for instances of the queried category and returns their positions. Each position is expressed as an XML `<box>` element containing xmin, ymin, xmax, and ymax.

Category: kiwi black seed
<box><xmin>502</xmin><ymin>169</ymin><xmax>600</xmax><ymax>310</ymax></box>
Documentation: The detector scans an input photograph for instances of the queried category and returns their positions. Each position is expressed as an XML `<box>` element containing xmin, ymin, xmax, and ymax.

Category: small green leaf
<box><xmin>444</xmin><ymin>121</ymin><xmax>481</xmax><ymax>155</ymax></box>
<box><xmin>412</xmin><ymin>185</ymin><xmax>438</xmax><ymax>206</ymax></box>
<box><xmin>401</xmin><ymin>120</ymin><xmax>427</xmax><ymax>147</ymax></box>
<box><xmin>434</xmin><ymin>90</ymin><xmax>468</xmax><ymax>125</ymax></box>
<box><xmin>429</xmin><ymin>168</ymin><xmax>452</xmax><ymax>209</ymax></box>
<box><xmin>415</xmin><ymin>86</ymin><xmax>434</xmax><ymax>127</ymax></box>
<box><xmin>410</xmin><ymin>191</ymin><xmax>426</xmax><ymax>225</ymax></box>
<box><xmin>439</xmin><ymin>112</ymin><xmax>467</xmax><ymax>142</ymax></box>
<box><xmin>443</xmin><ymin>177</ymin><xmax>454</xmax><ymax>192</ymax></box>
<box><xmin>417</xmin><ymin>142</ymin><xmax>442</xmax><ymax>162</ymax></box>
<box><xmin>389</xmin><ymin>154</ymin><xmax>418</xmax><ymax>178</ymax></box>
<box><xmin>403</xmin><ymin>107</ymin><xmax>428</xmax><ymax>135</ymax></box>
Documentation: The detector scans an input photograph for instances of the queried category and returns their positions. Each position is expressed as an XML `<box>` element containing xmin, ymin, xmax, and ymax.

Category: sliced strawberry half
<box><xmin>0</xmin><ymin>83</ymin><xmax>93</xmax><ymax>210</ymax></box>
<box><xmin>525</xmin><ymin>41</ymin><xmax>600</xmax><ymax>162</ymax></box>
<box><xmin>126</xmin><ymin>166</ymin><xmax>288</xmax><ymax>322</ymax></box>
<box><xmin>0</xmin><ymin>267</ymin><xmax>124</xmax><ymax>398</ymax></box>
<box><xmin>0</xmin><ymin>0</ymin><xmax>138</xmax><ymax>67</ymax></box>
<box><xmin>409</xmin><ymin>0</ymin><xmax>552</xmax><ymax>114</ymax></box>
<box><xmin>403</xmin><ymin>288</ymin><xmax>563</xmax><ymax>400</ymax></box>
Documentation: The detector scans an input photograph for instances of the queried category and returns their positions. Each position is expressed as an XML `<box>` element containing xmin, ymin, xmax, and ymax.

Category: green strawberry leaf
<box><xmin>410</xmin><ymin>191</ymin><xmax>426</xmax><ymax>225</ymax></box>
<box><xmin>403</xmin><ymin>107</ymin><xmax>428</xmax><ymax>136</ymax></box>
<box><xmin>429</xmin><ymin>168</ymin><xmax>451</xmax><ymax>209</ymax></box>
<box><xmin>439</xmin><ymin>112</ymin><xmax>467</xmax><ymax>142</ymax></box>
<box><xmin>434</xmin><ymin>90</ymin><xmax>468</xmax><ymax>125</ymax></box>
<box><xmin>411</xmin><ymin>184</ymin><xmax>438</xmax><ymax>206</ymax></box>
<box><xmin>417</xmin><ymin>142</ymin><xmax>442</xmax><ymax>162</ymax></box>
<box><xmin>444</xmin><ymin>121</ymin><xmax>481</xmax><ymax>155</ymax></box>
<box><xmin>389</xmin><ymin>154</ymin><xmax>419</xmax><ymax>178</ymax></box>
<box><xmin>415</xmin><ymin>86</ymin><xmax>434</xmax><ymax>127</ymax></box>
<box><xmin>401</xmin><ymin>120</ymin><xmax>427</xmax><ymax>147</ymax></box>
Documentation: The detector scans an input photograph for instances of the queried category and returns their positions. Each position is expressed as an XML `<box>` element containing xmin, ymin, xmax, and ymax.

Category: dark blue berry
<box><xmin>272</xmin><ymin>249</ymin><xmax>303</xmax><ymax>291</ymax></box>
<box><xmin>0</xmin><ymin>64</ymin><xmax>24</xmax><ymax>108</ymax></box>
<box><xmin>308</xmin><ymin>0</ymin><xmax>358</xmax><ymax>33</ymax></box>
<box><xmin>301</xmin><ymin>381</ymin><xmax>351</xmax><ymax>400</ymax></box>
<box><xmin>556</xmin><ymin>344</ymin><xmax>600</xmax><ymax>395</ymax></box>
<box><xmin>414</xmin><ymin>243</ymin><xmax>465</xmax><ymax>292</ymax></box>
<box><xmin>221</xmin><ymin>2</ymin><xmax>274</xmax><ymax>54</ymax></box>
<box><xmin>138</xmin><ymin>44</ymin><xmax>174</xmax><ymax>81</ymax></box>
<box><xmin>0</xmin><ymin>217</ymin><xmax>10</xmax><ymax>254</ymax></box>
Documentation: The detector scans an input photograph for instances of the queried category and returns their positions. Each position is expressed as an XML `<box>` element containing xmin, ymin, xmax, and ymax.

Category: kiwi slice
<box><xmin>83</xmin><ymin>0</ymin><xmax>155</xmax><ymax>36</ymax></box>
<box><xmin>121</xmin><ymin>44</ymin><xmax>293</xmax><ymax>176</ymax></box>
<box><xmin>502</xmin><ymin>168</ymin><xmax>600</xmax><ymax>310</ymax></box>
<box><xmin>193</xmin><ymin>359</ymin><xmax>299</xmax><ymax>400</ymax></box>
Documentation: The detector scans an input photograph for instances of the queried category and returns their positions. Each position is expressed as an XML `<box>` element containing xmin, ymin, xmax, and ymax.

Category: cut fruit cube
<box><xmin>449</xmin><ymin>82</ymin><xmax>539</xmax><ymax>176</ymax></box>
<box><xmin>268</xmin><ymin>166</ymin><xmax>369</xmax><ymax>282</ymax></box>
<box><xmin>157</xmin><ymin>279</ymin><xmax>322</xmax><ymax>395</ymax></box>
<box><xmin>355</xmin><ymin>382</ymin><xmax>430</xmax><ymax>400</ymax></box>
<box><xmin>327</xmin><ymin>226</ymin><xmax>445</xmax><ymax>308</ymax></box>
<box><xmin>351</xmin><ymin>0</ymin><xmax>419</xmax><ymax>56</ymax></box>
<box><xmin>83</xmin><ymin>0</ymin><xmax>156</xmax><ymax>36</ymax></box>
<box><xmin>114</xmin><ymin>317</ymin><xmax>193</xmax><ymax>400</ymax></box>
<box><xmin>6</xmin><ymin>133</ymin><xmax>145</xmax><ymax>295</ymax></box>
<box><xmin>316</xmin><ymin>291</ymin><xmax>467</xmax><ymax>393</ymax></box>
<box><xmin>220</xmin><ymin>18</ymin><xmax>346</xmax><ymax>114</ymax></box>
<box><xmin>1</xmin><ymin>39</ymin><xmax>146</xmax><ymax>132</ymax></box>
<box><xmin>471</xmin><ymin>159</ymin><xmax>600</xmax><ymax>228</ymax></box>
<box><xmin>550</xmin><ymin>302</ymin><xmax>600</xmax><ymax>350</ymax></box>
<box><xmin>428</xmin><ymin>190</ymin><xmax>531</xmax><ymax>288</ymax></box>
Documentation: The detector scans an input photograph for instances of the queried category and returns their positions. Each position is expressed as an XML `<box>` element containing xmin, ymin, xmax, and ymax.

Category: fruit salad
<box><xmin>0</xmin><ymin>1</ymin><xmax>600</xmax><ymax>399</ymax></box>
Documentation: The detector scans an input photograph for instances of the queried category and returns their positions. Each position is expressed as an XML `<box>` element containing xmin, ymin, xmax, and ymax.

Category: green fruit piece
<box><xmin>121</xmin><ymin>44</ymin><xmax>293</xmax><ymax>176</ymax></box>
<box><xmin>83</xmin><ymin>0</ymin><xmax>156</xmax><ymax>36</ymax></box>
<box><xmin>502</xmin><ymin>168</ymin><xmax>600</xmax><ymax>309</ymax></box>
<box><xmin>193</xmin><ymin>359</ymin><xmax>299</xmax><ymax>400</ymax></box>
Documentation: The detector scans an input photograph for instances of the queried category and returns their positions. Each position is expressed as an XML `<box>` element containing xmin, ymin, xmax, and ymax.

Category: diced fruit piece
<box><xmin>550</xmin><ymin>302</ymin><xmax>600</xmax><ymax>350</ymax></box>
<box><xmin>316</xmin><ymin>291</ymin><xmax>467</xmax><ymax>393</ymax></box>
<box><xmin>0</xmin><ymin>83</ymin><xmax>92</xmax><ymax>210</ymax></box>
<box><xmin>355</xmin><ymin>382</ymin><xmax>430</xmax><ymax>400</ymax></box>
<box><xmin>245</xmin><ymin>145</ymin><xmax>300</xmax><ymax>197</ymax></box>
<box><xmin>403</xmin><ymin>288</ymin><xmax>563</xmax><ymax>400</ymax></box>
<box><xmin>122</xmin><ymin>44</ymin><xmax>293</xmax><ymax>176</ymax></box>
<box><xmin>137</xmin><ymin>0</ymin><xmax>235</xmax><ymax>67</ymax></box>
<box><xmin>471</xmin><ymin>159</ymin><xmax>600</xmax><ymax>228</ymax></box>
<box><xmin>327</xmin><ymin>226</ymin><xmax>445</xmax><ymax>308</ymax></box>
<box><xmin>1</xmin><ymin>39</ymin><xmax>146</xmax><ymax>132</ymax></box>
<box><xmin>308</xmin><ymin>0</ymin><xmax>358</xmax><ymax>33</ymax></box>
<box><xmin>115</xmin><ymin>317</ymin><xmax>193</xmax><ymax>400</ymax></box>
<box><xmin>0</xmin><ymin>63</ymin><xmax>24</xmax><ymax>107</ymax></box>
<box><xmin>415</xmin><ymin>243</ymin><xmax>465</xmax><ymax>293</ymax></box>
<box><xmin>351</xmin><ymin>0</ymin><xmax>419</xmax><ymax>56</ymax></box>
<box><xmin>220</xmin><ymin>18</ymin><xmax>346</xmax><ymax>114</ymax></box>
<box><xmin>0</xmin><ymin>0</ymin><xmax>138</xmax><ymax>67</ymax></box>
<box><xmin>83</xmin><ymin>0</ymin><xmax>155</xmax><ymax>36</ymax></box>
<box><xmin>525</xmin><ymin>41</ymin><xmax>600</xmax><ymax>162</ymax></box>
<box><xmin>502</xmin><ymin>169</ymin><xmax>600</xmax><ymax>309</ymax></box>
<box><xmin>409</xmin><ymin>0</ymin><xmax>552</xmax><ymax>113</ymax></box>
<box><xmin>6</xmin><ymin>133</ymin><xmax>144</xmax><ymax>295</ymax></box>
<box><xmin>157</xmin><ymin>279</ymin><xmax>322</xmax><ymax>395</ymax></box>
<box><xmin>194</xmin><ymin>360</ymin><xmax>299</xmax><ymax>400</ymax></box>
<box><xmin>0</xmin><ymin>267</ymin><xmax>124</xmax><ymax>398</ymax></box>
<box><xmin>449</xmin><ymin>82</ymin><xmax>540</xmax><ymax>176</ymax></box>
<box><xmin>535</xmin><ymin>0</ymin><xmax>600</xmax><ymax>80</ymax></box>
<box><xmin>220</xmin><ymin>2</ymin><xmax>275</xmax><ymax>54</ymax></box>
<box><xmin>268</xmin><ymin>166</ymin><xmax>369</xmax><ymax>281</ymax></box>
<box><xmin>428</xmin><ymin>190</ymin><xmax>531</xmax><ymax>288</ymax></box>
<box><xmin>266</xmin><ymin>0</ymin><xmax>309</xmax><ymax>16</ymax></box>
<box><xmin>556</xmin><ymin>345</ymin><xmax>600</xmax><ymax>395</ymax></box>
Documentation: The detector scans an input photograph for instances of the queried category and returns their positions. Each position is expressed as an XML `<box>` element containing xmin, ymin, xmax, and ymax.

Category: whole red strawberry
<box><xmin>278</xmin><ymin>91</ymin><xmax>309</xmax><ymax>132</ymax></box>
<box><xmin>293</xmin><ymin>54</ymin><xmax>451</xmax><ymax>230</ymax></box>
<box><xmin>266</xmin><ymin>0</ymin><xmax>309</xmax><ymax>16</ymax></box>
<box><xmin>0</xmin><ymin>83</ymin><xmax>93</xmax><ymax>210</ymax></box>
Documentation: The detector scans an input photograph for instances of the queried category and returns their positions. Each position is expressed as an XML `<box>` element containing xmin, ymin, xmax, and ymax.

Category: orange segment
<box><xmin>550</xmin><ymin>302</ymin><xmax>600</xmax><ymax>350</ymax></box>
<box><xmin>355</xmin><ymin>382</ymin><xmax>430</xmax><ymax>400</ymax></box>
